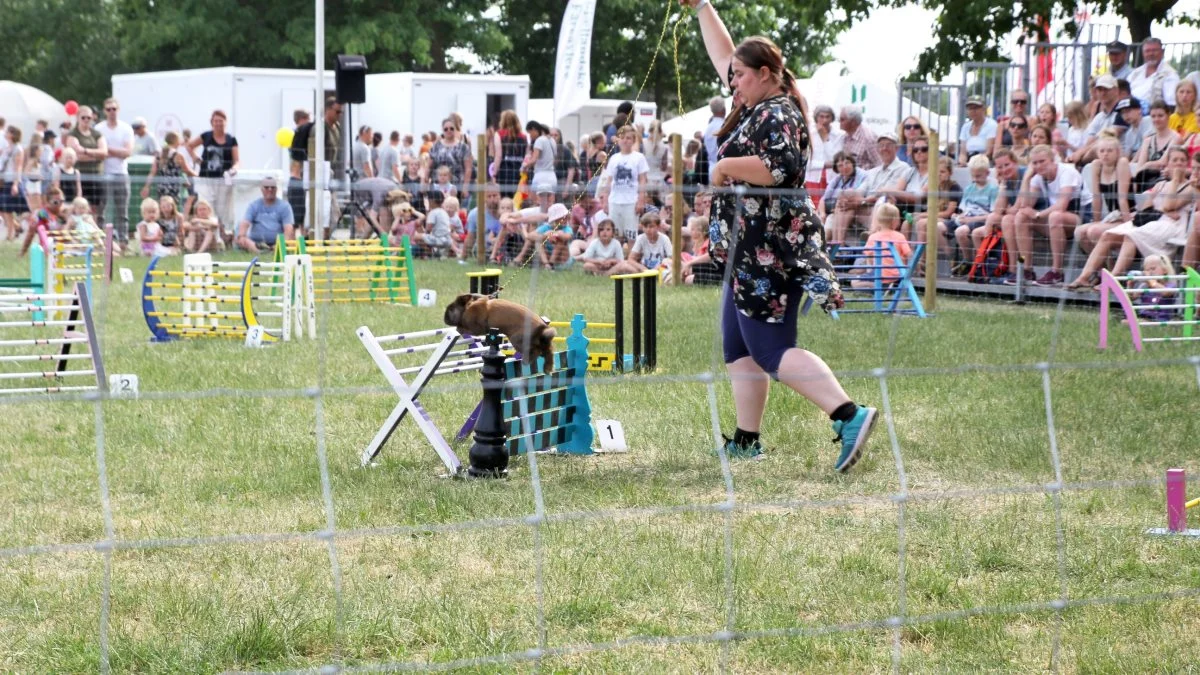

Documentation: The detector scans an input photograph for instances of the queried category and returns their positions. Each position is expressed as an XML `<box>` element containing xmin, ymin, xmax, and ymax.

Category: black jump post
<box><xmin>613</xmin><ymin>272</ymin><xmax>657</xmax><ymax>372</ymax></box>
<box><xmin>467</xmin><ymin>328</ymin><xmax>509</xmax><ymax>478</ymax></box>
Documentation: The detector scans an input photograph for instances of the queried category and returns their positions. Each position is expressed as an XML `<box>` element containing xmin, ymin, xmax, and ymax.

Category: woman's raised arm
<box><xmin>681</xmin><ymin>0</ymin><xmax>736</xmax><ymax>85</ymax></box>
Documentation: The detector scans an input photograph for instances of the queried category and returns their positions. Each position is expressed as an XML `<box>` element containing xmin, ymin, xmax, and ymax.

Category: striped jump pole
<box><xmin>1097</xmin><ymin>268</ymin><xmax>1200</xmax><ymax>351</ymax></box>
<box><xmin>0</xmin><ymin>282</ymin><xmax>106</xmax><ymax>397</ymax></box>
<box><xmin>278</xmin><ymin>234</ymin><xmax>419</xmax><ymax>306</ymax></box>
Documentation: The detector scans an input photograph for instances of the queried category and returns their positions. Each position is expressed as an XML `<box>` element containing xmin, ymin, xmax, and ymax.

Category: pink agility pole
<box><xmin>1167</xmin><ymin>468</ymin><xmax>1187</xmax><ymax>532</ymax></box>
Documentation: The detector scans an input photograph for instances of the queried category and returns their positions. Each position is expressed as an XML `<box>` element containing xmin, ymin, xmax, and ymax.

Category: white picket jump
<box><xmin>0</xmin><ymin>283</ymin><xmax>106</xmax><ymax>397</ymax></box>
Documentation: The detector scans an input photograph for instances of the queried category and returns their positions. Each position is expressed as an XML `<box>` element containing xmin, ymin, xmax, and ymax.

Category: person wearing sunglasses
<box><xmin>990</xmin><ymin>114</ymin><xmax>1031</xmax><ymax>162</ymax></box>
<box><xmin>429</xmin><ymin>117</ymin><xmax>472</xmax><ymax>205</ymax></box>
<box><xmin>236</xmin><ymin>176</ymin><xmax>294</xmax><ymax>254</ymax></box>
<box><xmin>64</xmin><ymin>106</ymin><xmax>108</xmax><ymax>218</ymax></box>
<box><xmin>895</xmin><ymin>116</ymin><xmax>928</xmax><ymax>166</ymax></box>
<box><xmin>992</xmin><ymin>89</ymin><xmax>1030</xmax><ymax>157</ymax></box>
<box><xmin>94</xmin><ymin>97</ymin><xmax>135</xmax><ymax>252</ymax></box>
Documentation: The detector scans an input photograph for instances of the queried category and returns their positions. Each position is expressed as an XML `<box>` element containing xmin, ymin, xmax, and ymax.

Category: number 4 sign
<box><xmin>593</xmin><ymin>420</ymin><xmax>627</xmax><ymax>453</ymax></box>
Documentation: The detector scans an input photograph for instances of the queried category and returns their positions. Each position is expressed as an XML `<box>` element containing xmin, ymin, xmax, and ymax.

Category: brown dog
<box><xmin>444</xmin><ymin>294</ymin><xmax>557</xmax><ymax>369</ymax></box>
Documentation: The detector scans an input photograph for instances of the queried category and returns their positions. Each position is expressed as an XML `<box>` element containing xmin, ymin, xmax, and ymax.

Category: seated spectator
<box><xmin>896</xmin><ymin>116</ymin><xmax>929</xmax><ymax>165</ymax></box>
<box><xmin>157</xmin><ymin>195</ymin><xmax>183</xmax><ymax>256</ymax></box>
<box><xmin>1074</xmin><ymin>135</ymin><xmax>1132</xmax><ymax>255</ymax></box>
<box><xmin>1182</xmin><ymin>203</ymin><xmax>1200</xmax><ymax>271</ymax></box>
<box><xmin>610</xmin><ymin>211</ymin><xmax>672</xmax><ymax>276</ymax></box>
<box><xmin>514</xmin><ymin>202</ymin><xmax>572</xmax><ymax>269</ymax></box>
<box><xmin>838</xmin><ymin>106</ymin><xmax>882</xmax><ymax>171</ymax></box>
<box><xmin>825</xmin><ymin>132</ymin><xmax>915</xmax><ymax>243</ymax></box>
<box><xmin>576</xmin><ymin>218</ymin><xmax>623</xmax><ymax>276</ymax></box>
<box><xmin>991</xmin><ymin>113</ymin><xmax>1031</xmax><ymax>161</ymax></box>
<box><xmin>884</xmin><ymin>136</ymin><xmax>932</xmax><ymax>215</ymax></box>
<box><xmin>236</xmin><ymin>177</ymin><xmax>294</xmax><ymax>254</ymax></box>
<box><xmin>1126</xmin><ymin>255</ymin><xmax>1179</xmax><ymax>323</ymax></box>
<box><xmin>957</xmin><ymin>96</ymin><xmax>997</xmax><ymax>166</ymax></box>
<box><xmin>1036</xmin><ymin>103</ymin><xmax>1060</xmax><ymax>131</ymax></box>
<box><xmin>389</xmin><ymin>200</ymin><xmax>423</xmax><ymax>243</ymax></box>
<box><xmin>491</xmin><ymin>197</ymin><xmax>525</xmax><ymax>264</ymax></box>
<box><xmin>443</xmin><ymin>195</ymin><xmax>466</xmax><ymax>250</ymax></box>
<box><xmin>1169</xmin><ymin>79</ymin><xmax>1199</xmax><ymax>137</ymax></box>
<box><xmin>1128</xmin><ymin>38</ymin><xmax>1179</xmax><ymax>110</ymax></box>
<box><xmin>909</xmin><ymin>161</ymin><xmax>961</xmax><ymax>274</ymax></box>
<box><xmin>569</xmin><ymin>190</ymin><xmax>608</xmax><ymax>258</ymax></box>
<box><xmin>850</xmin><ymin>203</ymin><xmax>911</xmax><ymax>288</ymax></box>
<box><xmin>462</xmin><ymin>184</ymin><xmax>502</xmax><ymax>262</ymax></box>
<box><xmin>1015</xmin><ymin>145</ymin><xmax>1093</xmax><ymax>286</ymax></box>
<box><xmin>1062</xmin><ymin>101</ymin><xmax>1090</xmax><ymax>158</ymax></box>
<box><xmin>679</xmin><ymin>216</ymin><xmax>721</xmax><ymax>285</ymax></box>
<box><xmin>1115</xmin><ymin>97</ymin><xmax>1154</xmax><ymax>159</ymax></box>
<box><xmin>989</xmin><ymin>149</ymin><xmax>1028</xmax><ymax>281</ymax></box>
<box><xmin>1069</xmin><ymin>75</ymin><xmax>1120</xmax><ymax>164</ymax></box>
<box><xmin>184</xmin><ymin>198</ymin><xmax>221</xmax><ymax>252</ymax></box>
<box><xmin>1067</xmin><ymin>148</ymin><xmax>1196</xmax><ymax>288</ymax></box>
<box><xmin>953</xmin><ymin>154</ymin><xmax>999</xmax><ymax>274</ymax></box>
<box><xmin>1028</xmin><ymin>124</ymin><xmax>1053</xmax><ymax>163</ymax></box>
<box><xmin>413</xmin><ymin>190</ymin><xmax>457</xmax><ymax>258</ymax></box>
<box><xmin>819</xmin><ymin>151</ymin><xmax>866</xmax><ymax>221</ymax></box>
<box><xmin>992</xmin><ymin>89</ymin><xmax>1031</xmax><ymax>155</ymax></box>
<box><xmin>1132</xmin><ymin>100</ymin><xmax>1180</xmax><ymax>191</ymax></box>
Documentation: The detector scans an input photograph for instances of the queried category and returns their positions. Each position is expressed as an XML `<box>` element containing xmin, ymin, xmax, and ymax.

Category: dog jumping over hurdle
<box><xmin>443</xmin><ymin>293</ymin><xmax>556</xmax><ymax>370</ymax></box>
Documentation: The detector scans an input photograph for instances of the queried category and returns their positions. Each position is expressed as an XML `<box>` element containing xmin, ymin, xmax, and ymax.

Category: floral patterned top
<box><xmin>709</xmin><ymin>94</ymin><xmax>841</xmax><ymax>323</ymax></box>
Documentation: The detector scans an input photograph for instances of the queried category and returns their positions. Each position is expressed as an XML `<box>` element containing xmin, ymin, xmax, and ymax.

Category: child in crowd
<box><xmin>577</xmin><ymin>218</ymin><xmax>623</xmax><ymax>275</ymax></box>
<box><xmin>433</xmin><ymin>165</ymin><xmax>456</xmax><ymax>199</ymax></box>
<box><xmin>528</xmin><ymin>203</ymin><xmax>573</xmax><ymax>269</ymax></box>
<box><xmin>390</xmin><ymin>200</ymin><xmax>423</xmax><ymax>242</ymax></box>
<box><xmin>680</xmin><ymin>216</ymin><xmax>721</xmax><ymax>285</ymax></box>
<box><xmin>184</xmin><ymin>198</ymin><xmax>220</xmax><ymax>252</ymax></box>
<box><xmin>852</xmin><ymin>203</ymin><xmax>912</xmax><ymax>289</ymax></box>
<box><xmin>953</xmin><ymin>154</ymin><xmax>1000</xmax><ymax>274</ymax></box>
<box><xmin>54</xmin><ymin>146</ymin><xmax>82</xmax><ymax>204</ymax></box>
<box><xmin>136</xmin><ymin>198</ymin><xmax>163</xmax><ymax>256</ymax></box>
<box><xmin>610</xmin><ymin>211</ymin><xmax>672</xmax><ymax>276</ymax></box>
<box><xmin>415</xmin><ymin>190</ymin><xmax>456</xmax><ymax>258</ymax></box>
<box><xmin>492</xmin><ymin>197</ymin><xmax>524</xmax><ymax>264</ymax></box>
<box><xmin>1126</xmin><ymin>254</ymin><xmax>1178</xmax><ymax>323</ymax></box>
<box><xmin>597</xmin><ymin>125</ymin><xmax>649</xmax><ymax>243</ymax></box>
<box><xmin>157</xmin><ymin>195</ymin><xmax>183</xmax><ymax>256</ymax></box>
<box><xmin>443</xmin><ymin>195</ymin><xmax>466</xmax><ymax>251</ymax></box>
<box><xmin>67</xmin><ymin>197</ymin><xmax>100</xmax><ymax>242</ymax></box>
<box><xmin>1064</xmin><ymin>101</ymin><xmax>1090</xmax><ymax>157</ymax></box>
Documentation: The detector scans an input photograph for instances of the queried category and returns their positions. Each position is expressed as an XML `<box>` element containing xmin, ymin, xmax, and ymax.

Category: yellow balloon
<box><xmin>275</xmin><ymin>127</ymin><xmax>295</xmax><ymax>148</ymax></box>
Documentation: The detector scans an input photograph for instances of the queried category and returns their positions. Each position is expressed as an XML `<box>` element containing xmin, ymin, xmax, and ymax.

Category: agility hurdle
<box><xmin>142</xmin><ymin>253</ymin><xmax>315</xmax><ymax>342</ymax></box>
<box><xmin>277</xmin><ymin>234</ymin><xmax>418</xmax><ymax>305</ymax></box>
<box><xmin>0</xmin><ymin>282</ymin><xmax>106</xmax><ymax>396</ymax></box>
<box><xmin>42</xmin><ymin>224</ymin><xmax>115</xmax><ymax>282</ymax></box>
<box><xmin>828</xmin><ymin>242</ymin><xmax>928</xmax><ymax>318</ymax></box>
<box><xmin>357</xmin><ymin>315</ymin><xmax>594</xmax><ymax>475</ymax></box>
<box><xmin>1097</xmin><ymin>268</ymin><xmax>1200</xmax><ymax>351</ymax></box>
<box><xmin>468</xmin><ymin>268</ymin><xmax>502</xmax><ymax>296</ymax></box>
<box><xmin>1147</xmin><ymin>469</ymin><xmax>1200</xmax><ymax>537</ymax></box>
<box><xmin>37</xmin><ymin>228</ymin><xmax>95</xmax><ymax>314</ymax></box>
<box><xmin>464</xmin><ymin>317</ymin><xmax>594</xmax><ymax>477</ymax></box>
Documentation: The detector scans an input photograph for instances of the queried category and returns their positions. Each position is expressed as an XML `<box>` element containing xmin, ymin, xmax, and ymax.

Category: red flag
<box><xmin>1036</xmin><ymin>18</ymin><xmax>1053</xmax><ymax>96</ymax></box>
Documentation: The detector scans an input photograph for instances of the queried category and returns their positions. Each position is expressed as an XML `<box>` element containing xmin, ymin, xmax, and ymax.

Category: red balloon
<box><xmin>65</xmin><ymin>100</ymin><xmax>79</xmax><ymax>116</ymax></box>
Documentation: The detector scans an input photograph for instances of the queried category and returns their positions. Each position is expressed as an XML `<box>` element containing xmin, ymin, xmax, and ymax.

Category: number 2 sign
<box><xmin>108</xmin><ymin>374</ymin><xmax>140</xmax><ymax>398</ymax></box>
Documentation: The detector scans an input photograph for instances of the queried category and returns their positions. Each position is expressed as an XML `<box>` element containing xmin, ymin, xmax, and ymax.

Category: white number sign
<box><xmin>108</xmin><ymin>374</ymin><xmax>140</xmax><ymax>398</ymax></box>
<box><xmin>418</xmin><ymin>289</ymin><xmax>438</xmax><ymax>308</ymax></box>
<box><xmin>244</xmin><ymin>326</ymin><xmax>265</xmax><ymax>348</ymax></box>
<box><xmin>594</xmin><ymin>419</ymin><xmax>628</xmax><ymax>453</ymax></box>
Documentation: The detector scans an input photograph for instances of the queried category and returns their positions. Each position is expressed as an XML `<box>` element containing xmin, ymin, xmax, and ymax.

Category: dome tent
<box><xmin>0</xmin><ymin>81</ymin><xmax>71</xmax><ymax>140</ymax></box>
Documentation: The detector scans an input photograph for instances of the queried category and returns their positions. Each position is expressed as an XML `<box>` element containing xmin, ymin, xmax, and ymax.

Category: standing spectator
<box><xmin>1168</xmin><ymin>79</ymin><xmax>1199</xmax><ymax>136</ymax></box>
<box><xmin>1116</xmin><ymin>97</ymin><xmax>1154</xmax><ymax>159</ymax></box>
<box><xmin>641</xmin><ymin>120</ymin><xmax>670</xmax><ymax>204</ymax></box>
<box><xmin>54</xmin><ymin>147</ymin><xmax>83</xmax><ymax>206</ymax></box>
<box><xmin>490</xmin><ymin>110</ymin><xmax>527</xmax><ymax>198</ymax></box>
<box><xmin>398</xmin><ymin>134</ymin><xmax>416</xmax><ymax>163</ymax></box>
<box><xmin>351</xmin><ymin>125</ymin><xmax>374</xmax><ymax>180</ymax></box>
<box><xmin>1015</xmin><ymin>145</ymin><xmax>1093</xmax><ymax>286</ymax></box>
<box><xmin>140</xmin><ymin>131</ymin><xmax>194</xmax><ymax>203</ymax></box>
<box><xmin>1133</xmin><ymin>100</ymin><xmax>1181</xmax><ymax>190</ymax></box>
<box><xmin>0</xmin><ymin>126</ymin><xmax>25</xmax><ymax>241</ymax></box>
<box><xmin>838</xmin><ymin>106</ymin><xmax>881</xmax><ymax>170</ymax></box>
<box><xmin>236</xmin><ymin>176</ymin><xmax>294</xmax><ymax>253</ymax></box>
<box><xmin>188</xmin><ymin>109</ymin><xmax>240</xmax><ymax>237</ymax></box>
<box><xmin>179</xmin><ymin>129</ymin><xmax>198</xmax><ymax>174</ymax></box>
<box><xmin>523</xmin><ymin>121</ymin><xmax>558</xmax><ymax>201</ymax></box>
<box><xmin>370</xmin><ymin>131</ymin><xmax>382</xmax><ymax>176</ymax></box>
<box><xmin>131</xmin><ymin>118</ymin><xmax>158</xmax><ymax>156</ymax></box>
<box><xmin>580</xmin><ymin>132</ymin><xmax>607</xmax><ymax>189</ymax></box>
<box><xmin>96</xmin><ymin>98</ymin><xmax>135</xmax><ymax>249</ymax></box>
<box><xmin>429</xmin><ymin>117</ymin><xmax>472</xmax><ymax>199</ymax></box>
<box><xmin>702</xmin><ymin>96</ymin><xmax>726</xmax><ymax>183</ymax></box>
<box><xmin>807</xmin><ymin>105</ymin><xmax>844</xmax><ymax>199</ymax></box>
<box><xmin>1107</xmin><ymin>41</ymin><xmax>1133</xmax><ymax>80</ymax></box>
<box><xmin>23</xmin><ymin>129</ymin><xmax>53</xmax><ymax>215</ymax></box>
<box><xmin>957</xmin><ymin>96</ymin><xmax>997</xmax><ymax>166</ymax></box>
<box><xmin>597</xmin><ymin>125</ymin><xmax>648</xmax><ymax>242</ymax></box>
<box><xmin>286</xmin><ymin>109</ymin><xmax>313</xmax><ymax>233</ymax></box>
<box><xmin>65</xmin><ymin>107</ymin><xmax>107</xmax><ymax>219</ymax></box>
<box><xmin>605</xmin><ymin>101</ymin><xmax>635</xmax><ymax>145</ymax></box>
<box><xmin>378</xmin><ymin>131</ymin><xmax>402</xmax><ymax>184</ymax></box>
<box><xmin>895</xmin><ymin>116</ymin><xmax>928</xmax><ymax>165</ymax></box>
<box><xmin>549</xmin><ymin>127</ymin><xmax>578</xmax><ymax>198</ymax></box>
<box><xmin>1128</xmin><ymin>38</ymin><xmax>1179</xmax><ymax>110</ymax></box>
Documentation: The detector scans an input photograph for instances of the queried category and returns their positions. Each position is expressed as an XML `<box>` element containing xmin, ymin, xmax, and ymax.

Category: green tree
<box><xmin>887</xmin><ymin>0</ymin><xmax>1192</xmax><ymax>80</ymax></box>
<box><xmin>496</xmin><ymin>0</ymin><xmax>850</xmax><ymax>113</ymax></box>
<box><xmin>0</xmin><ymin>0</ymin><xmax>124</xmax><ymax>105</ymax></box>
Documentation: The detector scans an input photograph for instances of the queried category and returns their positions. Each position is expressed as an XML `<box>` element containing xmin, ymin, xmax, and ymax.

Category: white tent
<box><xmin>0</xmin><ymin>81</ymin><xmax>70</xmax><ymax>140</ymax></box>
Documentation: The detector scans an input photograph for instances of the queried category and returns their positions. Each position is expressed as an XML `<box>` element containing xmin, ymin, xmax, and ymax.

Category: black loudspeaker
<box><xmin>335</xmin><ymin>54</ymin><xmax>367</xmax><ymax>104</ymax></box>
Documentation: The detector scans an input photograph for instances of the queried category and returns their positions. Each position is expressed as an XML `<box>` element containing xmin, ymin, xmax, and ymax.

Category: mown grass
<box><xmin>1</xmin><ymin>241</ymin><xmax>1198</xmax><ymax>672</ymax></box>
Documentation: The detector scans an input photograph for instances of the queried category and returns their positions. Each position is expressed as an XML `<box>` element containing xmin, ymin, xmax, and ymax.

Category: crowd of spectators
<box><xmin>3</xmin><ymin>39</ymin><xmax>1200</xmax><ymax>288</ymax></box>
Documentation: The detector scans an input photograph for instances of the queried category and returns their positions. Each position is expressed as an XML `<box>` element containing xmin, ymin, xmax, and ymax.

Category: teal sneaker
<box><xmin>718</xmin><ymin>434</ymin><xmax>765</xmax><ymax>460</ymax></box>
<box><xmin>831</xmin><ymin>406</ymin><xmax>877</xmax><ymax>472</ymax></box>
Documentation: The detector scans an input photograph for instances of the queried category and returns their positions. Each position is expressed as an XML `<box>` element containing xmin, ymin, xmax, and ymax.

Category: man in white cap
<box><xmin>131</xmin><ymin>118</ymin><xmax>158</xmax><ymax>156</ymax></box>
<box><xmin>236</xmin><ymin>176</ymin><xmax>294</xmax><ymax>253</ymax></box>
<box><xmin>824</xmin><ymin>131</ymin><xmax>914</xmax><ymax>243</ymax></box>
<box><xmin>1068</xmin><ymin>74</ymin><xmax>1121</xmax><ymax>164</ymax></box>
<box><xmin>1128</xmin><ymin>38</ymin><xmax>1179</xmax><ymax>111</ymax></box>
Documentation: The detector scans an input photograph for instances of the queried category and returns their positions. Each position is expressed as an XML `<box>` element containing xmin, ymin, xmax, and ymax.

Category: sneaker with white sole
<box><xmin>831</xmin><ymin>406</ymin><xmax>877</xmax><ymax>472</ymax></box>
<box><xmin>718</xmin><ymin>434</ymin><xmax>765</xmax><ymax>460</ymax></box>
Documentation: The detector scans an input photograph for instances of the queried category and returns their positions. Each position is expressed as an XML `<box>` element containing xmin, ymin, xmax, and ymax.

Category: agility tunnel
<box><xmin>142</xmin><ymin>253</ymin><xmax>315</xmax><ymax>342</ymax></box>
<box><xmin>356</xmin><ymin>314</ymin><xmax>594</xmax><ymax>475</ymax></box>
<box><xmin>1097</xmin><ymin>267</ymin><xmax>1200</xmax><ymax>351</ymax></box>
<box><xmin>828</xmin><ymin>241</ymin><xmax>928</xmax><ymax>318</ymax></box>
<box><xmin>0</xmin><ymin>282</ymin><xmax>106</xmax><ymax>396</ymax></box>
<box><xmin>277</xmin><ymin>234</ymin><xmax>417</xmax><ymax>305</ymax></box>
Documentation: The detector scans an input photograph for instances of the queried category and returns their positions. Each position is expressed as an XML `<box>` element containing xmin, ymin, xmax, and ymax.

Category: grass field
<box><xmin>1</xmin><ymin>241</ymin><xmax>1199</xmax><ymax>672</ymax></box>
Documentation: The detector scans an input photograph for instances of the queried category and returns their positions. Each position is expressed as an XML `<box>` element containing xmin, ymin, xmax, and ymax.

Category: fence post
<box><xmin>924</xmin><ymin>131</ymin><xmax>940</xmax><ymax>312</ymax></box>
<box><xmin>476</xmin><ymin>133</ymin><xmax>487</xmax><ymax>265</ymax></box>
<box><xmin>671</xmin><ymin>133</ymin><xmax>683</xmax><ymax>285</ymax></box>
<box><xmin>307</xmin><ymin>160</ymin><xmax>318</xmax><ymax>240</ymax></box>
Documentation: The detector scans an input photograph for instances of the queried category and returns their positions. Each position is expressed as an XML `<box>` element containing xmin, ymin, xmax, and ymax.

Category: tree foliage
<box><xmin>496</xmin><ymin>0</ymin><xmax>849</xmax><ymax>113</ymax></box>
<box><xmin>0</xmin><ymin>0</ymin><xmax>124</xmax><ymax>105</ymax></box>
<box><xmin>886</xmin><ymin>0</ymin><xmax>1191</xmax><ymax>80</ymax></box>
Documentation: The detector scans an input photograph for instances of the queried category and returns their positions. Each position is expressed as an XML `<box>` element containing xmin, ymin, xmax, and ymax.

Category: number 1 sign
<box><xmin>593</xmin><ymin>419</ymin><xmax>627</xmax><ymax>453</ymax></box>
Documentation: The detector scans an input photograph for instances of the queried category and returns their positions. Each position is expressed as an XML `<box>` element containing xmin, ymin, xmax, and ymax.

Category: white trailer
<box><xmin>527</xmin><ymin>98</ymin><xmax>657</xmax><ymax>148</ymax></box>
<box><xmin>357</xmin><ymin>73</ymin><xmax>530</xmax><ymax>146</ymax></box>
